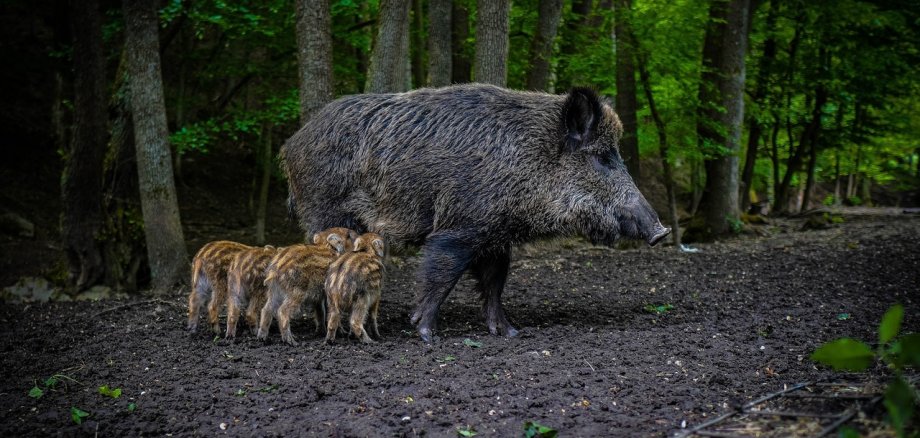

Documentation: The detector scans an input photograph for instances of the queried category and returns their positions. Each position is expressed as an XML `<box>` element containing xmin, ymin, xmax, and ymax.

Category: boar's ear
<box><xmin>371</xmin><ymin>238</ymin><xmax>386</xmax><ymax>258</ymax></box>
<box><xmin>326</xmin><ymin>233</ymin><xmax>346</xmax><ymax>254</ymax></box>
<box><xmin>562</xmin><ymin>87</ymin><xmax>603</xmax><ymax>153</ymax></box>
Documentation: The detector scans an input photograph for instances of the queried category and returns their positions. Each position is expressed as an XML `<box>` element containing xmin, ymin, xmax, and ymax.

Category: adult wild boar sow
<box><xmin>283</xmin><ymin>84</ymin><xmax>669</xmax><ymax>342</ymax></box>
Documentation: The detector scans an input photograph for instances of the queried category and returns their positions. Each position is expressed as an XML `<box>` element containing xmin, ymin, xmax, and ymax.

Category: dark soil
<box><xmin>1</xmin><ymin>214</ymin><xmax>918</xmax><ymax>437</ymax></box>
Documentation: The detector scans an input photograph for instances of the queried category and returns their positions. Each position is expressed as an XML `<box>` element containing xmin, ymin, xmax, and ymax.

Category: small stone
<box><xmin>219</xmin><ymin>423</ymin><xmax>227</xmax><ymax>430</ymax></box>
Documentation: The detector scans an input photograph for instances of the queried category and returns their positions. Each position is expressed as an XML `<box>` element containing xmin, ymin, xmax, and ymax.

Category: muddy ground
<box><xmin>1</xmin><ymin>213</ymin><xmax>918</xmax><ymax>437</ymax></box>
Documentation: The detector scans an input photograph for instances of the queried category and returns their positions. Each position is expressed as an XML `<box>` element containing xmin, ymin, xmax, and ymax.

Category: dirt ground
<box><xmin>1</xmin><ymin>212</ymin><xmax>917</xmax><ymax>437</ymax></box>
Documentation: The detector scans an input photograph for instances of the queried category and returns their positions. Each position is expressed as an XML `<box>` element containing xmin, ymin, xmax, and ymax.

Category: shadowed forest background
<box><xmin>1</xmin><ymin>0</ymin><xmax>919</xmax><ymax>295</ymax></box>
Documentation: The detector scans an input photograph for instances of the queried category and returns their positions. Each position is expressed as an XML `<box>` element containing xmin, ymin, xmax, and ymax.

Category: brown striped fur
<box><xmin>225</xmin><ymin>245</ymin><xmax>279</xmax><ymax>339</ymax></box>
<box><xmin>258</xmin><ymin>227</ymin><xmax>358</xmax><ymax>346</ymax></box>
<box><xmin>324</xmin><ymin>233</ymin><xmax>386</xmax><ymax>344</ymax></box>
<box><xmin>187</xmin><ymin>240</ymin><xmax>250</xmax><ymax>333</ymax></box>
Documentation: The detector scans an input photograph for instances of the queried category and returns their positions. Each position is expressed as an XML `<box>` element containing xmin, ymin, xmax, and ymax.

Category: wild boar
<box><xmin>187</xmin><ymin>240</ymin><xmax>250</xmax><ymax>334</ymax></box>
<box><xmin>282</xmin><ymin>84</ymin><xmax>669</xmax><ymax>342</ymax></box>
<box><xmin>257</xmin><ymin>227</ymin><xmax>357</xmax><ymax>346</ymax></box>
<box><xmin>225</xmin><ymin>245</ymin><xmax>278</xmax><ymax>339</ymax></box>
<box><xmin>324</xmin><ymin>233</ymin><xmax>386</xmax><ymax>344</ymax></box>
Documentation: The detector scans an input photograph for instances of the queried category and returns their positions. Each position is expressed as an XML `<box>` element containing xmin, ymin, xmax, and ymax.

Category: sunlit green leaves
<box><xmin>879</xmin><ymin>304</ymin><xmax>904</xmax><ymax>346</ymax></box>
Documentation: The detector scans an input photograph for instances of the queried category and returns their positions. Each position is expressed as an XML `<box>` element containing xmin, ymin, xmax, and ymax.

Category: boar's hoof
<box><xmin>488</xmin><ymin>322</ymin><xmax>520</xmax><ymax>338</ymax></box>
<box><xmin>187</xmin><ymin>322</ymin><xmax>198</xmax><ymax>333</ymax></box>
<box><xmin>418</xmin><ymin>326</ymin><xmax>435</xmax><ymax>344</ymax></box>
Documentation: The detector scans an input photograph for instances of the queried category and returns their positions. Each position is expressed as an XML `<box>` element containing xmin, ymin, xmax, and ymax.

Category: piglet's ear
<box><xmin>326</xmin><ymin>233</ymin><xmax>345</xmax><ymax>254</ymax></box>
<box><xmin>312</xmin><ymin>233</ymin><xmax>321</xmax><ymax>244</ymax></box>
<box><xmin>371</xmin><ymin>238</ymin><xmax>386</xmax><ymax>258</ymax></box>
<box><xmin>352</xmin><ymin>237</ymin><xmax>364</xmax><ymax>252</ymax></box>
<box><xmin>562</xmin><ymin>87</ymin><xmax>603</xmax><ymax>153</ymax></box>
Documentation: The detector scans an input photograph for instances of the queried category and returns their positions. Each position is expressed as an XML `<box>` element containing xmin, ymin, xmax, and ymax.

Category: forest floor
<box><xmin>1</xmin><ymin>210</ymin><xmax>918</xmax><ymax>436</ymax></box>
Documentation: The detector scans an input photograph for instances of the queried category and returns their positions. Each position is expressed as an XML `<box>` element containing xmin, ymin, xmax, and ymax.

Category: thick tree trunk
<box><xmin>614</xmin><ymin>0</ymin><xmax>640</xmax><ymax>181</ymax></box>
<box><xmin>638</xmin><ymin>51</ymin><xmax>680</xmax><ymax>247</ymax></box>
<box><xmin>525</xmin><ymin>0</ymin><xmax>563</xmax><ymax>91</ymax></box>
<box><xmin>427</xmin><ymin>0</ymin><xmax>452</xmax><ymax>86</ymax></box>
<box><xmin>695</xmin><ymin>0</ymin><xmax>751</xmax><ymax>237</ymax></box>
<box><xmin>255</xmin><ymin>125</ymin><xmax>272</xmax><ymax>245</ymax></box>
<box><xmin>740</xmin><ymin>0</ymin><xmax>777</xmax><ymax>212</ymax></box>
<box><xmin>769</xmin><ymin>116</ymin><xmax>780</xmax><ymax>204</ymax></box>
<box><xmin>296</xmin><ymin>0</ymin><xmax>334</xmax><ymax>123</ymax></box>
<box><xmin>474</xmin><ymin>0</ymin><xmax>511</xmax><ymax>86</ymax></box>
<box><xmin>451</xmin><ymin>0</ymin><xmax>472</xmax><ymax>83</ymax></box>
<box><xmin>124</xmin><ymin>0</ymin><xmax>189</xmax><ymax>293</ymax></box>
<box><xmin>367</xmin><ymin>0</ymin><xmax>411</xmax><ymax>93</ymax></box>
<box><xmin>62</xmin><ymin>0</ymin><xmax>107</xmax><ymax>292</ymax></box>
<box><xmin>800</xmin><ymin>142</ymin><xmax>817</xmax><ymax>212</ymax></box>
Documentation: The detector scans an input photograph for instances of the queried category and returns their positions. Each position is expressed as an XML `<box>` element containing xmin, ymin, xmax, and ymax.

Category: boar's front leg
<box><xmin>410</xmin><ymin>232</ymin><xmax>476</xmax><ymax>343</ymax></box>
<box><xmin>470</xmin><ymin>245</ymin><xmax>519</xmax><ymax>337</ymax></box>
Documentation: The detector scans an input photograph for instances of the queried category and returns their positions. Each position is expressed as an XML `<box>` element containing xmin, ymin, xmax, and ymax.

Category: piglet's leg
<box><xmin>471</xmin><ymin>245</ymin><xmax>519</xmax><ymax>337</ymax></box>
<box><xmin>410</xmin><ymin>232</ymin><xmax>476</xmax><ymax>343</ymax></box>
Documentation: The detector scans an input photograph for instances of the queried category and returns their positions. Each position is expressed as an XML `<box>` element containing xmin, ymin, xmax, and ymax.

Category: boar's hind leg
<box><xmin>410</xmin><ymin>233</ymin><xmax>476</xmax><ymax>343</ymax></box>
<box><xmin>470</xmin><ymin>246</ymin><xmax>519</xmax><ymax>337</ymax></box>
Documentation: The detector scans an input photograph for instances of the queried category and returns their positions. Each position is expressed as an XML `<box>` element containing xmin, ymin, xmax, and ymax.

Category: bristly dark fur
<box><xmin>281</xmin><ymin>83</ymin><xmax>667</xmax><ymax>342</ymax></box>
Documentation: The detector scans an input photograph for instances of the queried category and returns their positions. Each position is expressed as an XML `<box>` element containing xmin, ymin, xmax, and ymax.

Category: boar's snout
<box><xmin>646</xmin><ymin>223</ymin><xmax>670</xmax><ymax>246</ymax></box>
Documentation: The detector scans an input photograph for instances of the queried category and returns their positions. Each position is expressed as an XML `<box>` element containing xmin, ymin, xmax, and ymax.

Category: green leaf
<box><xmin>98</xmin><ymin>385</ymin><xmax>122</xmax><ymax>398</ymax></box>
<box><xmin>883</xmin><ymin>375</ymin><xmax>915</xmax><ymax>435</ymax></box>
<box><xmin>900</xmin><ymin>333</ymin><xmax>920</xmax><ymax>367</ymax></box>
<box><xmin>463</xmin><ymin>338</ymin><xmax>482</xmax><ymax>348</ymax></box>
<box><xmin>879</xmin><ymin>304</ymin><xmax>904</xmax><ymax>345</ymax></box>
<box><xmin>70</xmin><ymin>407</ymin><xmax>90</xmax><ymax>425</ymax></box>
<box><xmin>235</xmin><ymin>388</ymin><xmax>246</xmax><ymax>397</ymax></box>
<box><xmin>837</xmin><ymin>313</ymin><xmax>851</xmax><ymax>321</ymax></box>
<box><xmin>28</xmin><ymin>386</ymin><xmax>44</xmax><ymax>399</ymax></box>
<box><xmin>523</xmin><ymin>421</ymin><xmax>557</xmax><ymax>438</ymax></box>
<box><xmin>811</xmin><ymin>338</ymin><xmax>875</xmax><ymax>371</ymax></box>
<box><xmin>457</xmin><ymin>426</ymin><xmax>477</xmax><ymax>437</ymax></box>
<box><xmin>44</xmin><ymin>376</ymin><xmax>58</xmax><ymax>388</ymax></box>
<box><xmin>127</xmin><ymin>403</ymin><xmax>137</xmax><ymax>412</ymax></box>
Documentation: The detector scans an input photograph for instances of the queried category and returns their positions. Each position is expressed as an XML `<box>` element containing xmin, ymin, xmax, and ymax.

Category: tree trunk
<box><xmin>800</xmin><ymin>142</ymin><xmax>817</xmax><ymax>212</ymax></box>
<box><xmin>255</xmin><ymin>124</ymin><xmax>272</xmax><ymax>245</ymax></box>
<box><xmin>474</xmin><ymin>0</ymin><xmax>511</xmax><ymax>86</ymax></box>
<box><xmin>695</xmin><ymin>0</ymin><xmax>751</xmax><ymax>237</ymax></box>
<box><xmin>637</xmin><ymin>50</ymin><xmax>680</xmax><ymax>247</ymax></box>
<box><xmin>427</xmin><ymin>0</ymin><xmax>452</xmax><ymax>86</ymax></box>
<box><xmin>367</xmin><ymin>0</ymin><xmax>411</xmax><ymax>93</ymax></box>
<box><xmin>63</xmin><ymin>0</ymin><xmax>108</xmax><ymax>292</ymax></box>
<box><xmin>124</xmin><ymin>0</ymin><xmax>189</xmax><ymax>293</ymax></box>
<box><xmin>770</xmin><ymin>115</ymin><xmax>780</xmax><ymax>204</ymax></box>
<box><xmin>614</xmin><ymin>0</ymin><xmax>640</xmax><ymax>181</ymax></box>
<box><xmin>411</xmin><ymin>0</ymin><xmax>425</xmax><ymax>88</ymax></box>
<box><xmin>451</xmin><ymin>0</ymin><xmax>472</xmax><ymax>83</ymax></box>
<box><xmin>525</xmin><ymin>0</ymin><xmax>563</xmax><ymax>91</ymax></box>
<box><xmin>296</xmin><ymin>0</ymin><xmax>334</xmax><ymax>122</ymax></box>
<box><xmin>740</xmin><ymin>0</ymin><xmax>777</xmax><ymax>212</ymax></box>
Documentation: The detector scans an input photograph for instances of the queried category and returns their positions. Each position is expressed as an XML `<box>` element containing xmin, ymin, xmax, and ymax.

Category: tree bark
<box><xmin>695</xmin><ymin>0</ymin><xmax>751</xmax><ymax>237</ymax></box>
<box><xmin>451</xmin><ymin>0</ymin><xmax>472</xmax><ymax>83</ymax></box>
<box><xmin>800</xmin><ymin>141</ymin><xmax>817</xmax><ymax>212</ymax></box>
<box><xmin>296</xmin><ymin>0</ymin><xmax>334</xmax><ymax>122</ymax></box>
<box><xmin>123</xmin><ymin>0</ymin><xmax>189</xmax><ymax>293</ymax></box>
<box><xmin>255</xmin><ymin>124</ymin><xmax>272</xmax><ymax>245</ymax></box>
<box><xmin>427</xmin><ymin>0</ymin><xmax>452</xmax><ymax>86</ymax></box>
<box><xmin>411</xmin><ymin>0</ymin><xmax>425</xmax><ymax>88</ymax></box>
<box><xmin>367</xmin><ymin>0</ymin><xmax>412</xmax><ymax>93</ymax></box>
<box><xmin>474</xmin><ymin>0</ymin><xmax>511</xmax><ymax>86</ymax></box>
<box><xmin>525</xmin><ymin>0</ymin><xmax>563</xmax><ymax>91</ymax></box>
<box><xmin>740</xmin><ymin>0</ymin><xmax>777</xmax><ymax>212</ymax></box>
<box><xmin>62</xmin><ymin>0</ymin><xmax>107</xmax><ymax>292</ymax></box>
<box><xmin>614</xmin><ymin>0</ymin><xmax>640</xmax><ymax>181</ymax></box>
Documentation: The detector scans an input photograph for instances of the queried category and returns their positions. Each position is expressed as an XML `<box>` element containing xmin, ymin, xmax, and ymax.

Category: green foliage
<box><xmin>28</xmin><ymin>386</ymin><xmax>43</xmax><ymax>399</ymax></box>
<box><xmin>523</xmin><ymin>421</ymin><xmax>558</xmax><ymax>438</ymax></box>
<box><xmin>98</xmin><ymin>385</ymin><xmax>122</xmax><ymax>399</ymax></box>
<box><xmin>463</xmin><ymin>338</ymin><xmax>482</xmax><ymax>348</ymax></box>
<box><xmin>70</xmin><ymin>407</ymin><xmax>90</xmax><ymax>425</ymax></box>
<box><xmin>812</xmin><ymin>304</ymin><xmax>919</xmax><ymax>436</ymax></box>
<box><xmin>457</xmin><ymin>425</ymin><xmax>477</xmax><ymax>437</ymax></box>
<box><xmin>644</xmin><ymin>303</ymin><xmax>674</xmax><ymax>315</ymax></box>
<box><xmin>811</xmin><ymin>338</ymin><xmax>874</xmax><ymax>371</ymax></box>
<box><xmin>127</xmin><ymin>403</ymin><xmax>137</xmax><ymax>412</ymax></box>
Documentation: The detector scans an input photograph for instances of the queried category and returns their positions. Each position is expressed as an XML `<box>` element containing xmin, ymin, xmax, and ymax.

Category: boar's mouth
<box><xmin>587</xmin><ymin>216</ymin><xmax>670</xmax><ymax>247</ymax></box>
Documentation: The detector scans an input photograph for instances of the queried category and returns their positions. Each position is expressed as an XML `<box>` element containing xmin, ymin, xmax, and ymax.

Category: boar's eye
<box><xmin>590</xmin><ymin>150</ymin><xmax>622</xmax><ymax>175</ymax></box>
